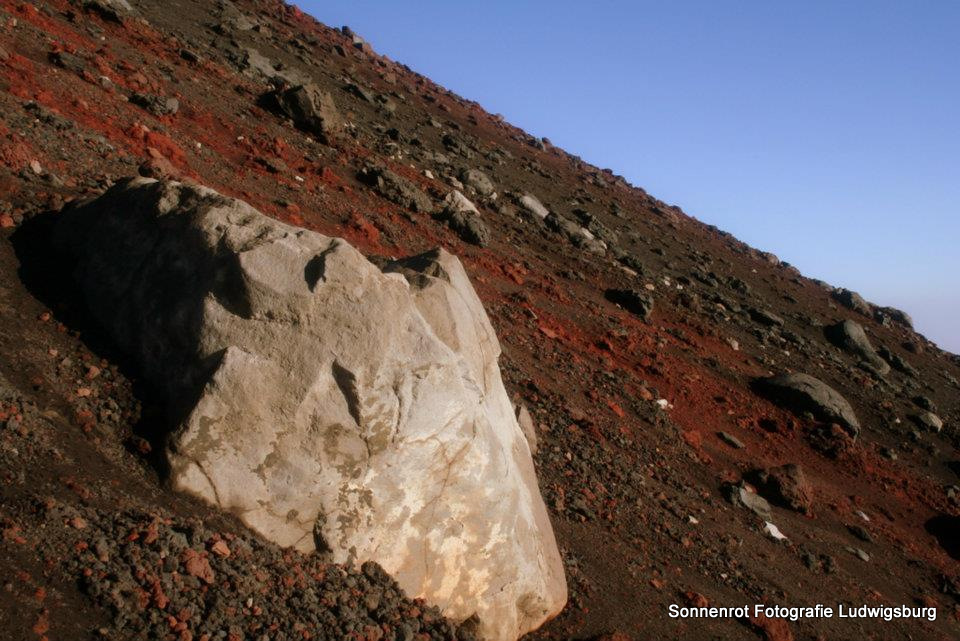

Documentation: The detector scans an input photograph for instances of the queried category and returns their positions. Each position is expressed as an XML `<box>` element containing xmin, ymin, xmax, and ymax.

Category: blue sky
<box><xmin>298</xmin><ymin>1</ymin><xmax>960</xmax><ymax>352</ymax></box>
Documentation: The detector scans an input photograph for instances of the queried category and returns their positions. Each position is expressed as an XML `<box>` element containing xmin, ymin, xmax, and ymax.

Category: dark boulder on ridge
<box><xmin>824</xmin><ymin>319</ymin><xmax>890</xmax><ymax>375</ymax></box>
<box><xmin>755</xmin><ymin>373</ymin><xmax>860</xmax><ymax>437</ymax></box>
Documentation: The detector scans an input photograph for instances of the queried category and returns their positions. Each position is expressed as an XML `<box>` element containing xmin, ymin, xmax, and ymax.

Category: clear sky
<box><xmin>297</xmin><ymin>1</ymin><xmax>960</xmax><ymax>353</ymax></box>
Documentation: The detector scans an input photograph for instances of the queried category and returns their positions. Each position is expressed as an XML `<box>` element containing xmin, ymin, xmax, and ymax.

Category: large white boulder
<box><xmin>55</xmin><ymin>178</ymin><xmax>566</xmax><ymax>640</ymax></box>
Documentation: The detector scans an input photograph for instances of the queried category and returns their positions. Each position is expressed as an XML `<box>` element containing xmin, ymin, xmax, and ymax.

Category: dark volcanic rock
<box><xmin>604</xmin><ymin>289</ymin><xmax>654</xmax><ymax>320</ymax></box>
<box><xmin>358</xmin><ymin>164</ymin><xmax>434</xmax><ymax>213</ymax></box>
<box><xmin>434</xmin><ymin>190</ymin><xmax>490</xmax><ymax>246</ymax></box>
<box><xmin>755</xmin><ymin>373</ymin><xmax>860</xmax><ymax>437</ymax></box>
<box><xmin>824</xmin><ymin>319</ymin><xmax>890</xmax><ymax>375</ymax></box>
<box><xmin>874</xmin><ymin>305</ymin><xmax>914</xmax><ymax>329</ymax></box>
<box><xmin>83</xmin><ymin>0</ymin><xmax>133</xmax><ymax>22</ymax></box>
<box><xmin>750</xmin><ymin>307</ymin><xmax>785</xmax><ymax>327</ymax></box>
<box><xmin>130</xmin><ymin>92</ymin><xmax>180</xmax><ymax>117</ymax></box>
<box><xmin>264</xmin><ymin>83</ymin><xmax>343</xmax><ymax>143</ymax></box>
<box><xmin>832</xmin><ymin>288</ymin><xmax>872</xmax><ymax>316</ymax></box>
<box><xmin>438</xmin><ymin>208</ymin><xmax>490</xmax><ymax>246</ymax></box>
<box><xmin>746</xmin><ymin>464</ymin><xmax>814</xmax><ymax>514</ymax></box>
<box><xmin>460</xmin><ymin>168</ymin><xmax>495</xmax><ymax>197</ymax></box>
<box><xmin>60</xmin><ymin>507</ymin><xmax>474</xmax><ymax>641</ymax></box>
<box><xmin>807</xmin><ymin>423</ymin><xmax>856</xmax><ymax>459</ymax></box>
<box><xmin>544</xmin><ymin>212</ymin><xmax>606</xmax><ymax>253</ymax></box>
<box><xmin>49</xmin><ymin>50</ymin><xmax>86</xmax><ymax>73</ymax></box>
<box><xmin>877</xmin><ymin>345</ymin><xmax>918</xmax><ymax>377</ymax></box>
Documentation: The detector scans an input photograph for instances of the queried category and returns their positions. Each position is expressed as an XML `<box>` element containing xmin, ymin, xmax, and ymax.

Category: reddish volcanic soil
<box><xmin>0</xmin><ymin>1</ymin><xmax>958</xmax><ymax>640</ymax></box>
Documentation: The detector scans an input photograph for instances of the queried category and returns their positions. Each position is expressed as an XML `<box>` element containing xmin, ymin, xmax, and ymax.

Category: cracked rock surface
<box><xmin>53</xmin><ymin>177</ymin><xmax>566</xmax><ymax>641</ymax></box>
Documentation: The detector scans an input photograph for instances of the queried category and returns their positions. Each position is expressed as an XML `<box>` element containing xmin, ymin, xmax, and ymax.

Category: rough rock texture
<box><xmin>436</xmin><ymin>190</ymin><xmax>490</xmax><ymax>246</ymax></box>
<box><xmin>824</xmin><ymin>319</ymin><xmax>890</xmax><ymax>375</ymax></box>
<box><xmin>5</xmin><ymin>4</ymin><xmax>960</xmax><ymax>639</ymax></box>
<box><xmin>516</xmin><ymin>402</ymin><xmax>538</xmax><ymax>455</ymax></box>
<box><xmin>914</xmin><ymin>411</ymin><xmax>944</xmax><ymax>433</ymax></box>
<box><xmin>53</xmin><ymin>178</ymin><xmax>566</xmax><ymax>641</ymax></box>
<box><xmin>877</xmin><ymin>345</ymin><xmax>918</xmax><ymax>377</ymax></box>
<box><xmin>832</xmin><ymin>288</ymin><xmax>872</xmax><ymax>316</ymax></box>
<box><xmin>746</xmin><ymin>464</ymin><xmax>814</xmax><ymax>514</ymax></box>
<box><xmin>264</xmin><ymin>83</ymin><xmax>343</xmax><ymax>143</ymax></box>
<box><xmin>723</xmin><ymin>482</ymin><xmax>772</xmax><ymax>520</ymax></box>
<box><xmin>755</xmin><ymin>373</ymin><xmax>860</xmax><ymax>437</ymax></box>
<box><xmin>604</xmin><ymin>289</ymin><xmax>654</xmax><ymax>320</ymax></box>
<box><xmin>460</xmin><ymin>168</ymin><xmax>495</xmax><ymax>197</ymax></box>
<box><xmin>130</xmin><ymin>92</ymin><xmax>180</xmax><ymax>117</ymax></box>
<box><xmin>358</xmin><ymin>164</ymin><xmax>435</xmax><ymax>213</ymax></box>
<box><xmin>518</xmin><ymin>193</ymin><xmax>549</xmax><ymax>219</ymax></box>
<box><xmin>83</xmin><ymin>0</ymin><xmax>134</xmax><ymax>21</ymax></box>
<box><xmin>545</xmin><ymin>212</ymin><xmax>606</xmax><ymax>254</ymax></box>
<box><xmin>750</xmin><ymin>307</ymin><xmax>785</xmax><ymax>327</ymax></box>
<box><xmin>873</xmin><ymin>305</ymin><xmax>914</xmax><ymax>329</ymax></box>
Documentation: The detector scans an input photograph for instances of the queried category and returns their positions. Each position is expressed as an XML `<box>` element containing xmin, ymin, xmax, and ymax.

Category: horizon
<box><xmin>297</xmin><ymin>0</ymin><xmax>960</xmax><ymax>353</ymax></box>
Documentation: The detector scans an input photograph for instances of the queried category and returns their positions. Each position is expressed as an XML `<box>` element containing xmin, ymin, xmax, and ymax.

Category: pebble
<box><xmin>847</xmin><ymin>547</ymin><xmax>870</xmax><ymax>562</ymax></box>
<box><xmin>718</xmin><ymin>431</ymin><xmax>745</xmax><ymax>449</ymax></box>
<box><xmin>763</xmin><ymin>521</ymin><xmax>788</xmax><ymax>541</ymax></box>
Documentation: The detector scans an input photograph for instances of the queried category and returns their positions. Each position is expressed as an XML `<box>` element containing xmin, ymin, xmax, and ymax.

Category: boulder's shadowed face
<box><xmin>925</xmin><ymin>515</ymin><xmax>960</xmax><ymax>561</ymax></box>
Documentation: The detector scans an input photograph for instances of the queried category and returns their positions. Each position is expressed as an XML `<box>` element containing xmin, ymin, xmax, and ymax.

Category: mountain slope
<box><xmin>0</xmin><ymin>1</ymin><xmax>957</xmax><ymax>640</ymax></box>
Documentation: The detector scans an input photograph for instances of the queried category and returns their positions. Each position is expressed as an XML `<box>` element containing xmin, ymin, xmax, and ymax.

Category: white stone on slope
<box><xmin>55</xmin><ymin>178</ymin><xmax>566</xmax><ymax>641</ymax></box>
<box><xmin>519</xmin><ymin>193</ymin><xmax>550</xmax><ymax>219</ymax></box>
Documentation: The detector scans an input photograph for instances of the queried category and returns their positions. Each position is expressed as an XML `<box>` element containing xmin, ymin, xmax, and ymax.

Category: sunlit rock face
<box><xmin>55</xmin><ymin>178</ymin><xmax>567</xmax><ymax>641</ymax></box>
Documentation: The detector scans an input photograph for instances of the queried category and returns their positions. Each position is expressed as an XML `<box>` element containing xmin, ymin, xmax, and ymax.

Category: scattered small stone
<box><xmin>49</xmin><ymin>50</ymin><xmax>86</xmax><ymax>74</ymax></box>
<box><xmin>763</xmin><ymin>521</ymin><xmax>788</xmax><ymax>541</ymax></box>
<box><xmin>723</xmin><ymin>482</ymin><xmax>772</xmax><ymax>520</ymax></box>
<box><xmin>130</xmin><ymin>93</ymin><xmax>180</xmax><ymax>117</ymax></box>
<box><xmin>807</xmin><ymin>423</ymin><xmax>855</xmax><ymax>459</ymax></box>
<box><xmin>210</xmin><ymin>540</ymin><xmax>231</xmax><ymax>557</ymax></box>
<box><xmin>746</xmin><ymin>464</ymin><xmax>814</xmax><ymax>514</ymax></box>
<box><xmin>179</xmin><ymin>48</ymin><xmax>201</xmax><ymax>63</ymax></box>
<box><xmin>914</xmin><ymin>411</ymin><xmax>944</xmax><ymax>433</ymax></box>
<box><xmin>847</xmin><ymin>524</ymin><xmax>874</xmax><ymax>543</ymax></box>
<box><xmin>181</xmin><ymin>548</ymin><xmax>215</xmax><ymax>584</ymax></box>
<box><xmin>358</xmin><ymin>164</ymin><xmax>434</xmax><ymax>213</ymax></box>
<box><xmin>847</xmin><ymin>547</ymin><xmax>870</xmax><ymax>562</ymax></box>
<box><xmin>750</xmin><ymin>307</ymin><xmax>784</xmax><ymax>327</ymax></box>
<box><xmin>717</xmin><ymin>431</ymin><xmax>745</xmax><ymax>449</ymax></box>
